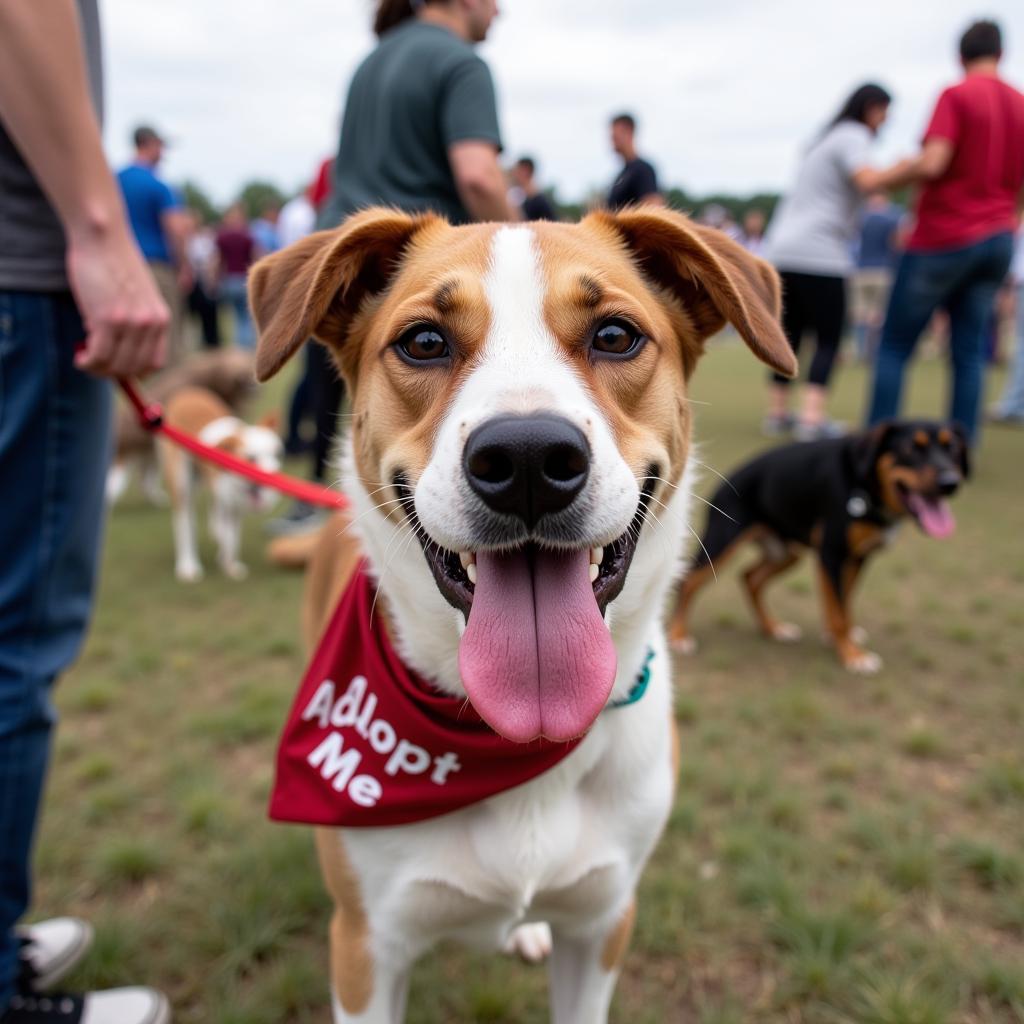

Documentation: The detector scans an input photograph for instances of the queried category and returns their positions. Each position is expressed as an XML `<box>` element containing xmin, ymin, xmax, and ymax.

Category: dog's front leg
<box><xmin>212</xmin><ymin>483</ymin><xmax>247</xmax><ymax>580</ymax></box>
<box><xmin>329</xmin><ymin>956</ymin><xmax>410</xmax><ymax>1024</ymax></box>
<box><xmin>317</xmin><ymin>829</ymin><xmax>412</xmax><ymax>1024</ymax></box>
<box><xmin>170</xmin><ymin>456</ymin><xmax>203</xmax><ymax>582</ymax></box>
<box><xmin>549</xmin><ymin>900</ymin><xmax>635</xmax><ymax>1024</ymax></box>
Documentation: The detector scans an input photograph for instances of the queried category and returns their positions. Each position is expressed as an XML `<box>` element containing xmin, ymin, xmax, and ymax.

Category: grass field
<box><xmin>33</xmin><ymin>341</ymin><xmax>1024</xmax><ymax>1023</ymax></box>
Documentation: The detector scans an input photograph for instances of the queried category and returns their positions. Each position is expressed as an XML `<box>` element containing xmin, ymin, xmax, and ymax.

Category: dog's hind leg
<box><xmin>741</xmin><ymin>541</ymin><xmax>803</xmax><ymax>642</ymax></box>
<box><xmin>549</xmin><ymin>901</ymin><xmax>635</xmax><ymax>1024</ymax></box>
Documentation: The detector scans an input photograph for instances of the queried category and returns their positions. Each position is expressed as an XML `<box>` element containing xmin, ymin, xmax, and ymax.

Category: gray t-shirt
<box><xmin>763</xmin><ymin>121</ymin><xmax>872</xmax><ymax>277</ymax></box>
<box><xmin>0</xmin><ymin>0</ymin><xmax>104</xmax><ymax>291</ymax></box>
<box><xmin>320</xmin><ymin>19</ymin><xmax>502</xmax><ymax>228</ymax></box>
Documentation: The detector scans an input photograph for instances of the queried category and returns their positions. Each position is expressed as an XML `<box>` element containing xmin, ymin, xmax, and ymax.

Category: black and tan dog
<box><xmin>668</xmin><ymin>420</ymin><xmax>969</xmax><ymax>673</ymax></box>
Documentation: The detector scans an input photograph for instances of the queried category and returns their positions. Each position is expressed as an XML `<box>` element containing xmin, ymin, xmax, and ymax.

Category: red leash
<box><xmin>118</xmin><ymin>378</ymin><xmax>348</xmax><ymax>510</ymax></box>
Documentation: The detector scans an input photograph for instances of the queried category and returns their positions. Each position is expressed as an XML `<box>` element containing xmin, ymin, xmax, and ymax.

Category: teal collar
<box><xmin>606</xmin><ymin>648</ymin><xmax>654</xmax><ymax>710</ymax></box>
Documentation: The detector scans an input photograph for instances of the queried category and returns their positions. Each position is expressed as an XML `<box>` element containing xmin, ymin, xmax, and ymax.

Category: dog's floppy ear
<box><xmin>851</xmin><ymin>420</ymin><xmax>898</xmax><ymax>484</ymax></box>
<box><xmin>593</xmin><ymin>206</ymin><xmax>796</xmax><ymax>378</ymax></box>
<box><xmin>248</xmin><ymin>207</ymin><xmax>438</xmax><ymax>383</ymax></box>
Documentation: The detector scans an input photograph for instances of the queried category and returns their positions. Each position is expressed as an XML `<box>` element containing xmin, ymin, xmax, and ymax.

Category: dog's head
<box><xmin>250</xmin><ymin>207</ymin><xmax>794</xmax><ymax>742</ymax></box>
<box><xmin>852</xmin><ymin>419</ymin><xmax>969</xmax><ymax>537</ymax></box>
<box><xmin>218</xmin><ymin>412</ymin><xmax>283</xmax><ymax>513</ymax></box>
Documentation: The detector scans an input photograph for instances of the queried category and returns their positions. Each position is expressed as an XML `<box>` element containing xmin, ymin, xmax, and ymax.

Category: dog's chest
<box><xmin>343</xmin><ymin>676</ymin><xmax>674</xmax><ymax>948</ymax></box>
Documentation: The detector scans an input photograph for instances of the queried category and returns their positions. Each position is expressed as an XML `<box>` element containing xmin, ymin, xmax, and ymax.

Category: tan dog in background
<box><xmin>107</xmin><ymin>348</ymin><xmax>256</xmax><ymax>505</ymax></box>
<box><xmin>159</xmin><ymin>387</ymin><xmax>282</xmax><ymax>582</ymax></box>
<box><xmin>250</xmin><ymin>206</ymin><xmax>794</xmax><ymax>1023</ymax></box>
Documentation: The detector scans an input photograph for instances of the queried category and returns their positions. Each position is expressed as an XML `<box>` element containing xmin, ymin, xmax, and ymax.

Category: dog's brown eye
<box><xmin>396</xmin><ymin>327</ymin><xmax>450</xmax><ymax>364</ymax></box>
<box><xmin>592</xmin><ymin>320</ymin><xmax>645</xmax><ymax>360</ymax></box>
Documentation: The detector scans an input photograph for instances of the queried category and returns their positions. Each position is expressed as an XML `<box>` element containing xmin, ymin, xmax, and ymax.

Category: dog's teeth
<box><xmin>588</xmin><ymin>562</ymin><xmax>599</xmax><ymax>583</ymax></box>
<box><xmin>466</xmin><ymin>562</ymin><xmax>477</xmax><ymax>585</ymax></box>
<box><xmin>459</xmin><ymin>551</ymin><xmax>475</xmax><ymax>568</ymax></box>
<box><xmin>591</xmin><ymin>547</ymin><xmax>604</xmax><ymax>565</ymax></box>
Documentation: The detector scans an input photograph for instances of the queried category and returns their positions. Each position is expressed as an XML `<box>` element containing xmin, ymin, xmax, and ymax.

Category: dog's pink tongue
<box><xmin>459</xmin><ymin>548</ymin><xmax>617</xmax><ymax>743</ymax></box>
<box><xmin>907</xmin><ymin>494</ymin><xmax>956</xmax><ymax>538</ymax></box>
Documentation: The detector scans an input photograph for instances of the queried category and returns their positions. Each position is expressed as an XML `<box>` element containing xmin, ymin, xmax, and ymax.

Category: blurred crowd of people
<box><xmin>120</xmin><ymin>15</ymin><xmax>1024</xmax><ymax>468</ymax></box>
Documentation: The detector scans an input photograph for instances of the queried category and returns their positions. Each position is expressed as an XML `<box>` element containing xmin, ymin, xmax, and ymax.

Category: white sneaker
<box><xmin>16</xmin><ymin>920</ymin><xmax>93</xmax><ymax>993</ymax></box>
<box><xmin>2</xmin><ymin>988</ymin><xmax>169</xmax><ymax>1024</ymax></box>
<box><xmin>81</xmin><ymin>989</ymin><xmax>169</xmax><ymax>1024</ymax></box>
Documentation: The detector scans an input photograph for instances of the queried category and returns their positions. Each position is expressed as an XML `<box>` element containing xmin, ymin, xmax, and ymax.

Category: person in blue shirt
<box><xmin>117</xmin><ymin>125</ymin><xmax>191</xmax><ymax>364</ymax></box>
<box><xmin>249</xmin><ymin>202</ymin><xmax>281</xmax><ymax>257</ymax></box>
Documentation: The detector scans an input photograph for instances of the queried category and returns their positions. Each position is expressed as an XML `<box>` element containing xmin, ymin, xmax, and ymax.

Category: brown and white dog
<box><xmin>249</xmin><ymin>206</ymin><xmax>795</xmax><ymax>1023</ymax></box>
<box><xmin>159</xmin><ymin>387</ymin><xmax>282</xmax><ymax>582</ymax></box>
<box><xmin>107</xmin><ymin>348</ymin><xmax>257</xmax><ymax>506</ymax></box>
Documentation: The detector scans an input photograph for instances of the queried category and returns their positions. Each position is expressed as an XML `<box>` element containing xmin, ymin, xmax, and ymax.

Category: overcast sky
<box><xmin>102</xmin><ymin>0</ymin><xmax>1024</xmax><ymax>206</ymax></box>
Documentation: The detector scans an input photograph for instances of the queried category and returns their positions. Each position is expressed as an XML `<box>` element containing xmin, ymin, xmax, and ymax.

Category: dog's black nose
<box><xmin>937</xmin><ymin>470</ymin><xmax>961</xmax><ymax>496</ymax></box>
<box><xmin>464</xmin><ymin>414</ymin><xmax>590</xmax><ymax>526</ymax></box>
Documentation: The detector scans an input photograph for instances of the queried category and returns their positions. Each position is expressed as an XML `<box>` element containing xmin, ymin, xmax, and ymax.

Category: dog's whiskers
<box><xmin>693</xmin><ymin>459</ymin><xmax>739</xmax><ymax>496</ymax></box>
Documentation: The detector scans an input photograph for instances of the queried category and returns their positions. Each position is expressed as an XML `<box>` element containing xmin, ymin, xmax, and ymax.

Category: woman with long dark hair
<box><xmin>763</xmin><ymin>83</ymin><xmax>911</xmax><ymax>439</ymax></box>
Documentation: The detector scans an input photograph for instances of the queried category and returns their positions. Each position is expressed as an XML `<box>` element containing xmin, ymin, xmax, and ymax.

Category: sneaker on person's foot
<box><xmin>761</xmin><ymin>413</ymin><xmax>795</xmax><ymax>437</ymax></box>
<box><xmin>988</xmin><ymin>407</ymin><xmax>1024</xmax><ymax>426</ymax></box>
<box><xmin>793</xmin><ymin>419</ymin><xmax>846</xmax><ymax>442</ymax></box>
<box><xmin>16</xmin><ymin>920</ymin><xmax>93</xmax><ymax>993</ymax></box>
<box><xmin>264</xmin><ymin>499</ymin><xmax>328</xmax><ymax>537</ymax></box>
<box><xmin>1</xmin><ymin>987</ymin><xmax>169</xmax><ymax>1024</ymax></box>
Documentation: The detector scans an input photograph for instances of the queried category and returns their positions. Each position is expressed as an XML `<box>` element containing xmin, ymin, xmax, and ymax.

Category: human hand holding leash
<box><xmin>69</xmin><ymin>224</ymin><xmax>170</xmax><ymax>378</ymax></box>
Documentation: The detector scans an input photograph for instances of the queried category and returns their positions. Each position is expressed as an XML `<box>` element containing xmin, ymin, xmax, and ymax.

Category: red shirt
<box><xmin>907</xmin><ymin>74</ymin><xmax>1024</xmax><ymax>252</ymax></box>
<box><xmin>308</xmin><ymin>157</ymin><xmax>334</xmax><ymax>213</ymax></box>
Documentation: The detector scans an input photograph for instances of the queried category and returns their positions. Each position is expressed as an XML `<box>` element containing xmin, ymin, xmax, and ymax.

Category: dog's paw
<box><xmin>222</xmin><ymin>560</ymin><xmax>250</xmax><ymax>581</ymax></box>
<box><xmin>670</xmin><ymin>634</ymin><xmax>698</xmax><ymax>656</ymax></box>
<box><xmin>844</xmin><ymin>649</ymin><xmax>882</xmax><ymax>675</ymax></box>
<box><xmin>176</xmin><ymin>562</ymin><xmax>204</xmax><ymax>583</ymax></box>
<box><xmin>504</xmin><ymin>922</ymin><xmax>552</xmax><ymax>964</ymax></box>
<box><xmin>769</xmin><ymin>621</ymin><xmax>803</xmax><ymax>643</ymax></box>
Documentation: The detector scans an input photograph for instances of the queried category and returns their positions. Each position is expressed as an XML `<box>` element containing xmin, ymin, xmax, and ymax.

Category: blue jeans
<box><xmin>995</xmin><ymin>283</ymin><xmax>1024</xmax><ymax>416</ymax></box>
<box><xmin>0</xmin><ymin>291</ymin><xmax>111</xmax><ymax>1010</ymax></box>
<box><xmin>220</xmin><ymin>273</ymin><xmax>254</xmax><ymax>349</ymax></box>
<box><xmin>866</xmin><ymin>231</ymin><xmax>1014</xmax><ymax>443</ymax></box>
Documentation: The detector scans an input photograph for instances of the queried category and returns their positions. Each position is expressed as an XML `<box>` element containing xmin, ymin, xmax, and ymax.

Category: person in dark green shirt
<box><xmin>275</xmin><ymin>0</ymin><xmax>514</xmax><ymax>535</ymax></box>
<box><xmin>321</xmin><ymin>0</ymin><xmax>514</xmax><ymax>227</ymax></box>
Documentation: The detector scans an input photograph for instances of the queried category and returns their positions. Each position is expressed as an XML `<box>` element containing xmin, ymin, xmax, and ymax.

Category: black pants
<box><xmin>187</xmin><ymin>282</ymin><xmax>221</xmax><ymax>348</ymax></box>
<box><xmin>773</xmin><ymin>270</ymin><xmax>846</xmax><ymax>387</ymax></box>
<box><xmin>308</xmin><ymin>342</ymin><xmax>346</xmax><ymax>483</ymax></box>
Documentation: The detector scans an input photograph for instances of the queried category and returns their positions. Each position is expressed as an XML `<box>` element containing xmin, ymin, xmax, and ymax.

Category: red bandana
<box><xmin>269</xmin><ymin>566</ymin><xmax>582</xmax><ymax>828</ymax></box>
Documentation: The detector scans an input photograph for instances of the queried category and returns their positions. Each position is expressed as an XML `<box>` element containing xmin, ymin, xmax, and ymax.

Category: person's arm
<box><xmin>851</xmin><ymin>140</ymin><xmax>954</xmax><ymax>194</ymax></box>
<box><xmin>0</xmin><ymin>0</ymin><xmax>167</xmax><ymax>376</ymax></box>
<box><xmin>441</xmin><ymin>55</ymin><xmax>514</xmax><ymax>223</ymax></box>
<box><xmin>448</xmin><ymin>141</ymin><xmax>516</xmax><ymax>222</ymax></box>
<box><xmin>854</xmin><ymin>88</ymin><xmax>958</xmax><ymax>196</ymax></box>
